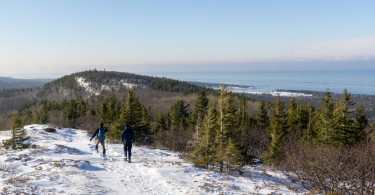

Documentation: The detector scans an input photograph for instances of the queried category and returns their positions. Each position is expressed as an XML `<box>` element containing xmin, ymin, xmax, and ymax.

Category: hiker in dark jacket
<box><xmin>90</xmin><ymin>122</ymin><xmax>108</xmax><ymax>156</ymax></box>
<box><xmin>121</xmin><ymin>122</ymin><xmax>135</xmax><ymax>162</ymax></box>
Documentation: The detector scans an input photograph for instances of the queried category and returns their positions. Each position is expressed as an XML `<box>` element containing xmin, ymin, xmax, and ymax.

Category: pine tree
<box><xmin>191</xmin><ymin>105</ymin><xmax>218</xmax><ymax>168</ymax></box>
<box><xmin>355</xmin><ymin>101</ymin><xmax>368</xmax><ymax>131</ymax></box>
<box><xmin>264</xmin><ymin>96</ymin><xmax>288</xmax><ymax>164</ymax></box>
<box><xmin>303</xmin><ymin>99</ymin><xmax>316</xmax><ymax>142</ymax></box>
<box><xmin>237</xmin><ymin>96</ymin><xmax>252</xmax><ymax>130</ymax></box>
<box><xmin>99</xmin><ymin>102</ymin><xmax>109</xmax><ymax>122</ymax></box>
<box><xmin>287</xmin><ymin>97</ymin><xmax>298</xmax><ymax>133</ymax></box>
<box><xmin>109</xmin><ymin>94</ymin><xmax>121</xmax><ymax>120</ymax></box>
<box><xmin>296</xmin><ymin>103</ymin><xmax>309</xmax><ymax>133</ymax></box>
<box><xmin>256</xmin><ymin>100</ymin><xmax>269</xmax><ymax>130</ymax></box>
<box><xmin>191</xmin><ymin>90</ymin><xmax>209</xmax><ymax>127</ymax></box>
<box><xmin>63</xmin><ymin>99</ymin><xmax>80</xmax><ymax>125</ymax></box>
<box><xmin>39</xmin><ymin>104</ymin><xmax>49</xmax><ymax>124</ymax></box>
<box><xmin>215</xmin><ymin>85</ymin><xmax>241</xmax><ymax>172</ymax></box>
<box><xmin>10</xmin><ymin>115</ymin><xmax>28</xmax><ymax>149</ymax></box>
<box><xmin>316</xmin><ymin>90</ymin><xmax>335</xmax><ymax>144</ymax></box>
<box><xmin>76</xmin><ymin>98</ymin><xmax>88</xmax><ymax>117</ymax></box>
<box><xmin>155</xmin><ymin>112</ymin><xmax>167</xmax><ymax>133</ymax></box>
<box><xmin>191</xmin><ymin>90</ymin><xmax>209</xmax><ymax>143</ymax></box>
<box><xmin>224</xmin><ymin>139</ymin><xmax>243</xmax><ymax>173</ymax></box>
<box><xmin>167</xmin><ymin>100</ymin><xmax>190</xmax><ymax>151</ymax></box>
<box><xmin>168</xmin><ymin>100</ymin><xmax>190</xmax><ymax>131</ymax></box>
<box><xmin>154</xmin><ymin>112</ymin><xmax>168</xmax><ymax>147</ymax></box>
<box><xmin>12</xmin><ymin>114</ymin><xmax>23</xmax><ymax>129</ymax></box>
<box><xmin>113</xmin><ymin>89</ymin><xmax>144</xmax><ymax>141</ymax></box>
<box><xmin>330</xmin><ymin>89</ymin><xmax>361</xmax><ymax>146</ymax></box>
<box><xmin>140</xmin><ymin>106</ymin><xmax>152</xmax><ymax>144</ymax></box>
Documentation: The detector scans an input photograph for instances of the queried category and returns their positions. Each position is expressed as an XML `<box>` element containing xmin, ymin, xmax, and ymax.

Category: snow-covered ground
<box><xmin>0</xmin><ymin>125</ymin><xmax>306</xmax><ymax>194</ymax></box>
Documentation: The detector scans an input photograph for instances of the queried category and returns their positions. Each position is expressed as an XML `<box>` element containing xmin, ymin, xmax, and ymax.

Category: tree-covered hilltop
<box><xmin>37</xmin><ymin>70</ymin><xmax>208</xmax><ymax>100</ymax></box>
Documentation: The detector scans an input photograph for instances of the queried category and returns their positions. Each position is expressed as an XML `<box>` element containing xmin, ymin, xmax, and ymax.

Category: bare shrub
<box><xmin>5</xmin><ymin>176</ymin><xmax>30</xmax><ymax>185</ymax></box>
<box><xmin>154</xmin><ymin>130</ymin><xmax>193</xmax><ymax>152</ymax></box>
<box><xmin>281</xmin><ymin>142</ymin><xmax>375</xmax><ymax>194</ymax></box>
<box><xmin>0</xmin><ymin>162</ymin><xmax>20</xmax><ymax>178</ymax></box>
<box><xmin>238</xmin><ymin>125</ymin><xmax>269</xmax><ymax>162</ymax></box>
<box><xmin>48</xmin><ymin>110</ymin><xmax>64</xmax><ymax>125</ymax></box>
<box><xmin>76</xmin><ymin>115</ymin><xmax>99</xmax><ymax>131</ymax></box>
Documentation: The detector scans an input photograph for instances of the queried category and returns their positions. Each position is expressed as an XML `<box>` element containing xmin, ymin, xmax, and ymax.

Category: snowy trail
<box><xmin>0</xmin><ymin>125</ymin><xmax>305</xmax><ymax>194</ymax></box>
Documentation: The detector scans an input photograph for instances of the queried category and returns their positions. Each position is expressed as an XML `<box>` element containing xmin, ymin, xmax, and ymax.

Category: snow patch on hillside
<box><xmin>0</xmin><ymin>125</ymin><xmax>306</xmax><ymax>194</ymax></box>
<box><xmin>75</xmin><ymin>77</ymin><xmax>100</xmax><ymax>95</ymax></box>
<box><xmin>75</xmin><ymin>77</ymin><xmax>145</xmax><ymax>96</ymax></box>
<box><xmin>270</xmin><ymin>91</ymin><xmax>313</xmax><ymax>97</ymax></box>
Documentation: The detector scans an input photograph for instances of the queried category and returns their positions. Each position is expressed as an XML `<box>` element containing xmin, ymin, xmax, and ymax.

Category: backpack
<box><xmin>97</xmin><ymin>127</ymin><xmax>106</xmax><ymax>141</ymax></box>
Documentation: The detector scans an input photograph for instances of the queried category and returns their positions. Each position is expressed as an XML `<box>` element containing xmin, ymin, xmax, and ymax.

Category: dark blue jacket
<box><xmin>121</xmin><ymin>128</ymin><xmax>134</xmax><ymax>145</ymax></box>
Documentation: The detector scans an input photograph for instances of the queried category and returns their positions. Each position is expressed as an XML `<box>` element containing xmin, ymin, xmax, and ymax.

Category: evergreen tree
<box><xmin>330</xmin><ymin>89</ymin><xmax>361</xmax><ymax>146</ymax></box>
<box><xmin>191</xmin><ymin>105</ymin><xmax>218</xmax><ymax>168</ymax></box>
<box><xmin>303</xmin><ymin>99</ymin><xmax>316</xmax><ymax>142</ymax></box>
<box><xmin>109</xmin><ymin>94</ymin><xmax>121</xmax><ymax>120</ymax></box>
<box><xmin>191</xmin><ymin>90</ymin><xmax>209</xmax><ymax>127</ymax></box>
<box><xmin>140</xmin><ymin>106</ymin><xmax>152</xmax><ymax>144</ymax></box>
<box><xmin>99</xmin><ymin>102</ymin><xmax>110</xmax><ymax>122</ymax></box>
<box><xmin>355</xmin><ymin>101</ymin><xmax>368</xmax><ymax>132</ymax></box>
<box><xmin>168</xmin><ymin>100</ymin><xmax>190</xmax><ymax>131</ymax></box>
<box><xmin>154</xmin><ymin>112</ymin><xmax>168</xmax><ymax>147</ymax></box>
<box><xmin>113</xmin><ymin>89</ymin><xmax>144</xmax><ymax>141</ymax></box>
<box><xmin>237</xmin><ymin>96</ymin><xmax>252</xmax><ymax>130</ymax></box>
<box><xmin>264</xmin><ymin>96</ymin><xmax>288</xmax><ymax>164</ymax></box>
<box><xmin>155</xmin><ymin>112</ymin><xmax>167</xmax><ymax>133</ymax></box>
<box><xmin>24</xmin><ymin>110</ymin><xmax>33</xmax><ymax>125</ymax></box>
<box><xmin>224</xmin><ymin>139</ymin><xmax>243</xmax><ymax>173</ymax></box>
<box><xmin>63</xmin><ymin>99</ymin><xmax>80</xmax><ymax>125</ymax></box>
<box><xmin>191</xmin><ymin>90</ymin><xmax>209</xmax><ymax>143</ymax></box>
<box><xmin>215</xmin><ymin>85</ymin><xmax>241</xmax><ymax>172</ymax></box>
<box><xmin>12</xmin><ymin>114</ymin><xmax>23</xmax><ymax>129</ymax></box>
<box><xmin>316</xmin><ymin>90</ymin><xmax>335</xmax><ymax>144</ymax></box>
<box><xmin>10</xmin><ymin>115</ymin><xmax>28</xmax><ymax>149</ymax></box>
<box><xmin>296</xmin><ymin>103</ymin><xmax>310</xmax><ymax>133</ymax></box>
<box><xmin>287</xmin><ymin>97</ymin><xmax>298</xmax><ymax>133</ymax></box>
<box><xmin>39</xmin><ymin>104</ymin><xmax>49</xmax><ymax>124</ymax></box>
<box><xmin>256</xmin><ymin>100</ymin><xmax>269</xmax><ymax>130</ymax></box>
<box><xmin>76</xmin><ymin>98</ymin><xmax>88</xmax><ymax>117</ymax></box>
<box><xmin>167</xmin><ymin>100</ymin><xmax>190</xmax><ymax>151</ymax></box>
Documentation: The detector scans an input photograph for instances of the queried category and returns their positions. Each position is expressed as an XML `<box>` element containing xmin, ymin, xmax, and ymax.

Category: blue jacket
<box><xmin>91</xmin><ymin>127</ymin><xmax>107</xmax><ymax>141</ymax></box>
<box><xmin>121</xmin><ymin>128</ymin><xmax>134</xmax><ymax>145</ymax></box>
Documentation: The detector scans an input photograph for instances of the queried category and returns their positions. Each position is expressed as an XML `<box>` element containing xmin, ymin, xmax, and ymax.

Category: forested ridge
<box><xmin>1</xmin><ymin>70</ymin><xmax>375</xmax><ymax>194</ymax></box>
<box><xmin>0</xmin><ymin>77</ymin><xmax>50</xmax><ymax>89</ymax></box>
<box><xmin>37</xmin><ymin>70</ymin><xmax>207</xmax><ymax>100</ymax></box>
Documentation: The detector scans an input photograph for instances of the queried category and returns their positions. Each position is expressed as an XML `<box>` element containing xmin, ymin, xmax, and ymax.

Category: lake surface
<box><xmin>143</xmin><ymin>70</ymin><xmax>375</xmax><ymax>95</ymax></box>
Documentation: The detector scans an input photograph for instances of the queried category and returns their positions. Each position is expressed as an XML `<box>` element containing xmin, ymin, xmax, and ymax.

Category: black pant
<box><xmin>124</xmin><ymin>143</ymin><xmax>132</xmax><ymax>159</ymax></box>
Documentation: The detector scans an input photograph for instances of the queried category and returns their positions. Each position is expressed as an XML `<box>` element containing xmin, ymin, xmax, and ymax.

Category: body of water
<box><xmin>144</xmin><ymin>70</ymin><xmax>375</xmax><ymax>95</ymax></box>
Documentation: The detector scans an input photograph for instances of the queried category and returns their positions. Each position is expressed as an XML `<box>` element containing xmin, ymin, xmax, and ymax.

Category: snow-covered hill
<box><xmin>0</xmin><ymin>125</ymin><xmax>306</xmax><ymax>194</ymax></box>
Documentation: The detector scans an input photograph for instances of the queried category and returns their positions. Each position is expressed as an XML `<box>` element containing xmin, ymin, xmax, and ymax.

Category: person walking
<box><xmin>90</xmin><ymin>122</ymin><xmax>108</xmax><ymax>157</ymax></box>
<box><xmin>121</xmin><ymin>122</ymin><xmax>134</xmax><ymax>163</ymax></box>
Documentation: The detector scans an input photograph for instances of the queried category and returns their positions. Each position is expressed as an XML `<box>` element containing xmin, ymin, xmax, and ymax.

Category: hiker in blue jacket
<box><xmin>121</xmin><ymin>122</ymin><xmax>135</xmax><ymax>162</ymax></box>
<box><xmin>90</xmin><ymin>122</ymin><xmax>108</xmax><ymax>156</ymax></box>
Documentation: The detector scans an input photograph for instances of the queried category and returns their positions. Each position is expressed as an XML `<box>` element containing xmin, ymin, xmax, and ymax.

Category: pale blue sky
<box><xmin>1</xmin><ymin>0</ymin><xmax>375</xmax><ymax>78</ymax></box>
